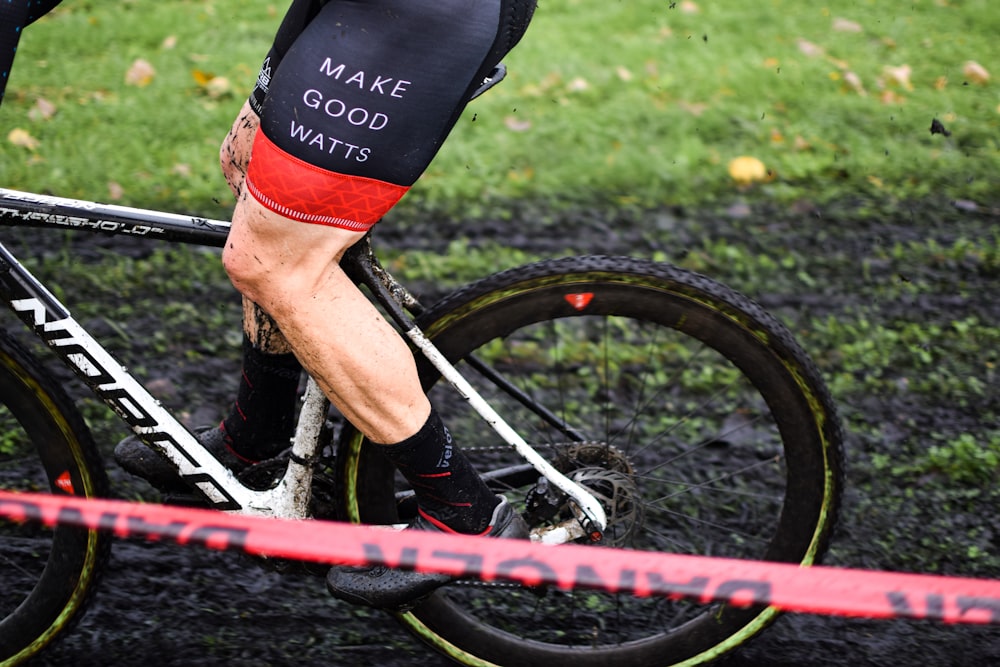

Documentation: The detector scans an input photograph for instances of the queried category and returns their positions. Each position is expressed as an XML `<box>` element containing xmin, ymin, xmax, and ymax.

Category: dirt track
<box><xmin>10</xmin><ymin>198</ymin><xmax>1000</xmax><ymax>666</ymax></box>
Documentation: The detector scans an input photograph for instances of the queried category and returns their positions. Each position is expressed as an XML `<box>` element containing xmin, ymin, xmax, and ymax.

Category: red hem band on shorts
<box><xmin>245</xmin><ymin>131</ymin><xmax>409</xmax><ymax>231</ymax></box>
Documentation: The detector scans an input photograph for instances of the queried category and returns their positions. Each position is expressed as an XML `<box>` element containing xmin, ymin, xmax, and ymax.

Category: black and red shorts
<box><xmin>245</xmin><ymin>0</ymin><xmax>535</xmax><ymax>231</ymax></box>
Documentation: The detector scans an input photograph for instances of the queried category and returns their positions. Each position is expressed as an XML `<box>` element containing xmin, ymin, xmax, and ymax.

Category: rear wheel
<box><xmin>0</xmin><ymin>330</ymin><xmax>110</xmax><ymax>665</ymax></box>
<box><xmin>338</xmin><ymin>256</ymin><xmax>843</xmax><ymax>666</ymax></box>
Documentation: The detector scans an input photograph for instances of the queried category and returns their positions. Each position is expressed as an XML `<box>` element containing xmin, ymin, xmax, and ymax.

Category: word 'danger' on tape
<box><xmin>0</xmin><ymin>490</ymin><xmax>997</xmax><ymax>624</ymax></box>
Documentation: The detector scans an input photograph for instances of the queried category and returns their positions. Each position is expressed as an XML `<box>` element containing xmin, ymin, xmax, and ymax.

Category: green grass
<box><xmin>0</xmin><ymin>0</ymin><xmax>996</xmax><ymax>215</ymax></box>
<box><xmin>1</xmin><ymin>0</ymin><xmax>999</xmax><ymax>587</ymax></box>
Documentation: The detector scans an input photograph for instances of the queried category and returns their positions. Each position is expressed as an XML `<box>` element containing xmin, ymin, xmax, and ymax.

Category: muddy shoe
<box><xmin>114</xmin><ymin>426</ymin><xmax>254</xmax><ymax>493</ymax></box>
<box><xmin>326</xmin><ymin>496</ymin><xmax>529</xmax><ymax>611</ymax></box>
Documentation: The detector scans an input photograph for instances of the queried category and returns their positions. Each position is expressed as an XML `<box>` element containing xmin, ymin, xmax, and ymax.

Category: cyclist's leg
<box><xmin>217</xmin><ymin>101</ymin><xmax>302</xmax><ymax>460</ymax></box>
<box><xmin>225</xmin><ymin>206</ymin><xmax>428</xmax><ymax>443</ymax></box>
<box><xmin>223</xmin><ymin>0</ymin><xmax>535</xmax><ymax>572</ymax></box>
<box><xmin>115</xmin><ymin>104</ymin><xmax>302</xmax><ymax>481</ymax></box>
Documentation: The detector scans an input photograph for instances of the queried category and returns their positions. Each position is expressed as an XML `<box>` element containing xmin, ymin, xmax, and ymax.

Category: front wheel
<box><xmin>0</xmin><ymin>329</ymin><xmax>110</xmax><ymax>665</ymax></box>
<box><xmin>338</xmin><ymin>256</ymin><xmax>843</xmax><ymax>666</ymax></box>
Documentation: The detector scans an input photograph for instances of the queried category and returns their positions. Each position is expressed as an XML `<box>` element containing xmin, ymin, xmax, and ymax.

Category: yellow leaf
<box><xmin>192</xmin><ymin>68</ymin><xmax>215</xmax><ymax>86</ymax></box>
<box><xmin>125</xmin><ymin>59</ymin><xmax>156</xmax><ymax>87</ymax></box>
<box><xmin>8</xmin><ymin>128</ymin><xmax>39</xmax><ymax>150</ymax></box>
<box><xmin>963</xmin><ymin>60</ymin><xmax>990</xmax><ymax>85</ymax></box>
<box><xmin>728</xmin><ymin>156</ymin><xmax>768</xmax><ymax>185</ymax></box>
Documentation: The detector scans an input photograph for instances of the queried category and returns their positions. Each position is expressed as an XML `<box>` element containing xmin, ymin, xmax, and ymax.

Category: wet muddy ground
<box><xmin>6</xmin><ymin>197</ymin><xmax>999</xmax><ymax>666</ymax></box>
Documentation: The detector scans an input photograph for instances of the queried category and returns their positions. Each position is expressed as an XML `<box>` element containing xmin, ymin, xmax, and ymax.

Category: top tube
<box><xmin>0</xmin><ymin>187</ymin><xmax>231</xmax><ymax>247</ymax></box>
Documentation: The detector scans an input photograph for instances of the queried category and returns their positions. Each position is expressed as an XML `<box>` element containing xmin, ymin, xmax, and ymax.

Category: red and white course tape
<box><xmin>0</xmin><ymin>490</ymin><xmax>997</xmax><ymax>624</ymax></box>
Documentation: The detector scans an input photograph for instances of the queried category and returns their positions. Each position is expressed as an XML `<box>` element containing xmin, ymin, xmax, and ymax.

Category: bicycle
<box><xmin>0</xmin><ymin>181</ymin><xmax>844</xmax><ymax>666</ymax></box>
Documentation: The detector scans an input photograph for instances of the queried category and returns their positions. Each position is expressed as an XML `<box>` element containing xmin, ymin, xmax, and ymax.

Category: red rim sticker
<box><xmin>54</xmin><ymin>471</ymin><xmax>75</xmax><ymax>494</ymax></box>
<box><xmin>564</xmin><ymin>293</ymin><xmax>594</xmax><ymax>311</ymax></box>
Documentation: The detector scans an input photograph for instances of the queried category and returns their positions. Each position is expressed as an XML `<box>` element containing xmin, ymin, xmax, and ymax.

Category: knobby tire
<box><xmin>0</xmin><ymin>330</ymin><xmax>110</xmax><ymax>666</ymax></box>
<box><xmin>337</xmin><ymin>256</ymin><xmax>844</xmax><ymax>666</ymax></box>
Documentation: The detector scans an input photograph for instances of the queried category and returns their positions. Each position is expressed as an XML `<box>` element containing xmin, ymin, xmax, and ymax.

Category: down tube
<box><xmin>0</xmin><ymin>240</ymin><xmax>261</xmax><ymax>511</ymax></box>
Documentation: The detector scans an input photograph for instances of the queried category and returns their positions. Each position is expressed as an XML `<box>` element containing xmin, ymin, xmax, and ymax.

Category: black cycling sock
<box><xmin>221</xmin><ymin>335</ymin><xmax>302</xmax><ymax>461</ymax></box>
<box><xmin>380</xmin><ymin>409</ymin><xmax>499</xmax><ymax>534</ymax></box>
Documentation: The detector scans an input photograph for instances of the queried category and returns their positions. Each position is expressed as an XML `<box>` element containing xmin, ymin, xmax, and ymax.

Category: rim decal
<box><xmin>564</xmin><ymin>293</ymin><xmax>594</xmax><ymax>311</ymax></box>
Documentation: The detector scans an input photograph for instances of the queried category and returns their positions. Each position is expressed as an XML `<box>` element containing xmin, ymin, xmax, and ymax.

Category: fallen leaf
<box><xmin>125</xmin><ymin>59</ymin><xmax>156</xmax><ymax>87</ymax></box>
<box><xmin>504</xmin><ymin>116</ymin><xmax>532</xmax><ymax>132</ymax></box>
<box><xmin>8</xmin><ymin>128</ymin><xmax>40</xmax><ymax>150</ymax></box>
<box><xmin>880</xmin><ymin>89</ymin><xmax>905</xmax><ymax>104</ymax></box>
<box><xmin>615</xmin><ymin>66</ymin><xmax>633</xmax><ymax>82</ymax></box>
<box><xmin>566</xmin><ymin>77</ymin><xmax>589</xmax><ymax>93</ymax></box>
<box><xmin>192</xmin><ymin>68</ymin><xmax>215</xmax><ymax>86</ymax></box>
<box><xmin>963</xmin><ymin>60</ymin><xmax>989</xmax><ymax>84</ymax></box>
<box><xmin>832</xmin><ymin>18</ymin><xmax>862</xmax><ymax>33</ymax></box>
<box><xmin>108</xmin><ymin>182</ymin><xmax>125</xmax><ymax>200</ymax></box>
<box><xmin>207</xmin><ymin>76</ymin><xmax>233</xmax><ymax>98</ymax></box>
<box><xmin>680</xmin><ymin>1</ymin><xmax>700</xmax><ymax>14</ymax></box>
<box><xmin>883</xmin><ymin>64</ymin><xmax>914</xmax><ymax>90</ymax></box>
<box><xmin>28</xmin><ymin>97</ymin><xmax>57</xmax><ymax>121</ymax></box>
<box><xmin>843</xmin><ymin>70</ymin><xmax>866</xmax><ymax>96</ymax></box>
<box><xmin>728</xmin><ymin>156</ymin><xmax>768</xmax><ymax>185</ymax></box>
<box><xmin>162</xmin><ymin>35</ymin><xmax>177</xmax><ymax>49</ymax></box>
<box><xmin>797</xmin><ymin>38</ymin><xmax>825</xmax><ymax>58</ymax></box>
<box><xmin>506</xmin><ymin>166</ymin><xmax>535</xmax><ymax>182</ymax></box>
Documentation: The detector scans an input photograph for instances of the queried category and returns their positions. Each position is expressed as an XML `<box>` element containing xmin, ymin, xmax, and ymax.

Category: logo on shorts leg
<box><xmin>256</xmin><ymin>57</ymin><xmax>272</xmax><ymax>95</ymax></box>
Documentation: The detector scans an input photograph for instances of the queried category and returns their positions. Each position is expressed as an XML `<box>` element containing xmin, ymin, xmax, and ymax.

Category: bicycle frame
<box><xmin>0</xmin><ymin>187</ymin><xmax>606</xmax><ymax>534</ymax></box>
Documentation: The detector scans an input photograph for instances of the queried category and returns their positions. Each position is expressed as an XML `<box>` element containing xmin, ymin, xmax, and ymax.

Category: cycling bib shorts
<box><xmin>244</xmin><ymin>0</ymin><xmax>535</xmax><ymax>231</ymax></box>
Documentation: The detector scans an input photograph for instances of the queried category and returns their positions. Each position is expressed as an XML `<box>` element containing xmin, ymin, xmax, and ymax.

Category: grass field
<box><xmin>0</xmin><ymin>0</ymin><xmax>996</xmax><ymax>216</ymax></box>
